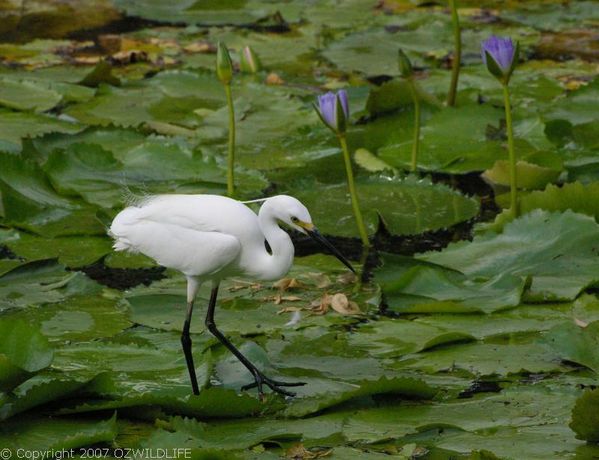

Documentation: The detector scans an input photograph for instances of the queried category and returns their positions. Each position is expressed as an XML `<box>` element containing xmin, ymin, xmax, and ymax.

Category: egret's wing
<box><xmin>132</xmin><ymin>195</ymin><xmax>230</xmax><ymax>233</ymax></box>
<box><xmin>111</xmin><ymin>218</ymin><xmax>241</xmax><ymax>277</ymax></box>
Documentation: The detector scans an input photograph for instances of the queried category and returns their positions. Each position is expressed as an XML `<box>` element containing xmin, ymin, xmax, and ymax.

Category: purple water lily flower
<box><xmin>316</xmin><ymin>90</ymin><xmax>349</xmax><ymax>133</ymax></box>
<box><xmin>481</xmin><ymin>35</ymin><xmax>518</xmax><ymax>84</ymax></box>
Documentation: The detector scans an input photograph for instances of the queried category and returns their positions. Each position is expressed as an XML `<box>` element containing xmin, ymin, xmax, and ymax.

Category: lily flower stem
<box><xmin>224</xmin><ymin>83</ymin><xmax>236</xmax><ymax>197</ymax></box>
<box><xmin>408</xmin><ymin>79</ymin><xmax>421</xmax><ymax>172</ymax></box>
<box><xmin>502</xmin><ymin>83</ymin><xmax>518</xmax><ymax>217</ymax></box>
<box><xmin>447</xmin><ymin>0</ymin><xmax>461</xmax><ymax>107</ymax></box>
<box><xmin>338</xmin><ymin>134</ymin><xmax>370</xmax><ymax>247</ymax></box>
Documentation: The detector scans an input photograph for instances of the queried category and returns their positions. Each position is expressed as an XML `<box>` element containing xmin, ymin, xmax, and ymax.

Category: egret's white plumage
<box><xmin>110</xmin><ymin>194</ymin><xmax>312</xmax><ymax>281</ymax></box>
<box><xmin>109</xmin><ymin>193</ymin><xmax>353</xmax><ymax>397</ymax></box>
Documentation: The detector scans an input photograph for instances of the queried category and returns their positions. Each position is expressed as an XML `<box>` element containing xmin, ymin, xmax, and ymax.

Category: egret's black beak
<box><xmin>306</xmin><ymin>228</ymin><xmax>355</xmax><ymax>273</ymax></box>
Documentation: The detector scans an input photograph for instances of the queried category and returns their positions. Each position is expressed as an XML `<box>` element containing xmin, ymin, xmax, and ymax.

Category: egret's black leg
<box><xmin>204</xmin><ymin>283</ymin><xmax>306</xmax><ymax>398</ymax></box>
<box><xmin>181</xmin><ymin>301</ymin><xmax>200</xmax><ymax>395</ymax></box>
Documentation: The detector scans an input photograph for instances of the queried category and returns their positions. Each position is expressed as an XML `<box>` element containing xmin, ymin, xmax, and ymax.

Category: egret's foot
<box><xmin>241</xmin><ymin>373</ymin><xmax>306</xmax><ymax>398</ymax></box>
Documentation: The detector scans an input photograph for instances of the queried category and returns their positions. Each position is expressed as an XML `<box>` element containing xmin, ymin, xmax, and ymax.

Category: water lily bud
<box><xmin>397</xmin><ymin>49</ymin><xmax>413</xmax><ymax>78</ymax></box>
<box><xmin>315</xmin><ymin>90</ymin><xmax>349</xmax><ymax>134</ymax></box>
<box><xmin>216</xmin><ymin>41</ymin><xmax>233</xmax><ymax>84</ymax></box>
<box><xmin>481</xmin><ymin>35</ymin><xmax>518</xmax><ymax>85</ymax></box>
<box><xmin>240</xmin><ymin>45</ymin><xmax>262</xmax><ymax>73</ymax></box>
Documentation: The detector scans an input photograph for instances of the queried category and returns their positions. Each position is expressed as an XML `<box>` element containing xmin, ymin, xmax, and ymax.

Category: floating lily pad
<box><xmin>482</xmin><ymin>153</ymin><xmax>563</xmax><ymax>191</ymax></box>
<box><xmin>0</xmin><ymin>320</ymin><xmax>53</xmax><ymax>391</ymax></box>
<box><xmin>0</xmin><ymin>259</ymin><xmax>101</xmax><ymax>312</ymax></box>
<box><xmin>4</xmin><ymin>294</ymin><xmax>131</xmax><ymax>344</ymax></box>
<box><xmin>0</xmin><ymin>77</ymin><xmax>63</xmax><ymax>112</ymax></box>
<box><xmin>378</xmin><ymin>104</ymin><xmax>504</xmax><ymax>174</ymax></box>
<box><xmin>4</xmin><ymin>232</ymin><xmax>112</xmax><ymax>267</ymax></box>
<box><xmin>289</xmin><ymin>175</ymin><xmax>479</xmax><ymax>238</ymax></box>
<box><xmin>376</xmin><ymin>253</ymin><xmax>525</xmax><ymax>314</ymax></box>
<box><xmin>545</xmin><ymin>77</ymin><xmax>599</xmax><ymax>126</ymax></box>
<box><xmin>0</xmin><ymin>109</ymin><xmax>84</xmax><ymax>153</ymax></box>
<box><xmin>420</xmin><ymin>210</ymin><xmax>599</xmax><ymax>302</ymax></box>
<box><xmin>481</xmin><ymin>182</ymin><xmax>599</xmax><ymax>233</ymax></box>
<box><xmin>0</xmin><ymin>413</ymin><xmax>117</xmax><ymax>451</ymax></box>
<box><xmin>0</xmin><ymin>373</ymin><xmax>96</xmax><ymax>421</ymax></box>
<box><xmin>544</xmin><ymin>321</ymin><xmax>599</xmax><ymax>374</ymax></box>
<box><xmin>570</xmin><ymin>388</ymin><xmax>599</xmax><ymax>442</ymax></box>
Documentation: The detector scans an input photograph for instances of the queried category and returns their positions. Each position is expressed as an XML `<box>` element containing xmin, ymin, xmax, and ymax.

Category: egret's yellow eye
<box><xmin>291</xmin><ymin>216</ymin><xmax>299</xmax><ymax>223</ymax></box>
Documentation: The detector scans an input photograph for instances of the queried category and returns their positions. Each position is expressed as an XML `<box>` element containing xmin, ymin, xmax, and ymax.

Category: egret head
<box><xmin>263</xmin><ymin>195</ymin><xmax>355</xmax><ymax>273</ymax></box>
<box><xmin>265</xmin><ymin>195</ymin><xmax>314</xmax><ymax>234</ymax></box>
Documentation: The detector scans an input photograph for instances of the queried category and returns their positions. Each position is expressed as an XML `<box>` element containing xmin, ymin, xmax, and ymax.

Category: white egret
<box><xmin>109</xmin><ymin>194</ymin><xmax>354</xmax><ymax>397</ymax></box>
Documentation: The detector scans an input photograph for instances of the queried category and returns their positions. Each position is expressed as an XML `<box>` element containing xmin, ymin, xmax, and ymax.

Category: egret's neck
<box><xmin>255</xmin><ymin>207</ymin><xmax>294</xmax><ymax>281</ymax></box>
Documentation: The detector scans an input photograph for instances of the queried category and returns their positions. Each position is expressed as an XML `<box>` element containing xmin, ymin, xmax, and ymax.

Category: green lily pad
<box><xmin>284</xmin><ymin>375</ymin><xmax>437</xmax><ymax>418</ymax></box>
<box><xmin>481</xmin><ymin>182</ymin><xmax>599</xmax><ymax>233</ymax></box>
<box><xmin>0</xmin><ymin>151</ymin><xmax>105</xmax><ymax>236</ymax></box>
<box><xmin>0</xmin><ymin>319</ymin><xmax>53</xmax><ymax>391</ymax></box>
<box><xmin>482</xmin><ymin>157</ymin><xmax>562</xmax><ymax>191</ymax></box>
<box><xmin>0</xmin><ymin>77</ymin><xmax>63</xmax><ymax>112</ymax></box>
<box><xmin>289</xmin><ymin>175</ymin><xmax>479</xmax><ymax>238</ymax></box>
<box><xmin>399</xmin><ymin>341</ymin><xmax>565</xmax><ymax>378</ymax></box>
<box><xmin>4</xmin><ymin>294</ymin><xmax>131</xmax><ymax>344</ymax></box>
<box><xmin>0</xmin><ymin>259</ymin><xmax>101</xmax><ymax>312</ymax></box>
<box><xmin>420</xmin><ymin>210</ymin><xmax>599</xmax><ymax>302</ymax></box>
<box><xmin>0</xmin><ymin>413</ymin><xmax>117</xmax><ymax>451</ymax></box>
<box><xmin>111</xmin><ymin>0</ymin><xmax>293</xmax><ymax>26</ymax></box>
<box><xmin>53</xmin><ymin>340</ymin><xmax>209</xmax><ymax>400</ymax></box>
<box><xmin>4</xmin><ymin>232</ymin><xmax>112</xmax><ymax>267</ymax></box>
<box><xmin>570</xmin><ymin>388</ymin><xmax>599</xmax><ymax>442</ymax></box>
<box><xmin>343</xmin><ymin>383</ymin><xmax>577</xmax><ymax>443</ymax></box>
<box><xmin>0</xmin><ymin>109</ymin><xmax>84</xmax><ymax>153</ymax></box>
<box><xmin>0</xmin><ymin>372</ymin><xmax>96</xmax><ymax>421</ymax></box>
<box><xmin>42</xmin><ymin>141</ymin><xmax>267</xmax><ymax>208</ymax></box>
<box><xmin>378</xmin><ymin>104</ymin><xmax>504</xmax><ymax>174</ymax></box>
<box><xmin>544</xmin><ymin>321</ymin><xmax>599</xmax><ymax>373</ymax></box>
<box><xmin>345</xmin><ymin>317</ymin><xmax>475</xmax><ymax>358</ymax></box>
<box><xmin>376</xmin><ymin>253</ymin><xmax>525</xmax><ymax>314</ymax></box>
<box><xmin>545</xmin><ymin>77</ymin><xmax>599</xmax><ymax>126</ymax></box>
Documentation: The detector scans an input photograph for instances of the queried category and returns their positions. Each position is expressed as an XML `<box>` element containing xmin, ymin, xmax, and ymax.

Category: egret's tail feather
<box><xmin>112</xmin><ymin>239</ymin><xmax>134</xmax><ymax>252</ymax></box>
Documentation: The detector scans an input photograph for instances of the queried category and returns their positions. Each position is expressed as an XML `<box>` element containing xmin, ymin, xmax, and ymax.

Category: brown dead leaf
<box><xmin>281</xmin><ymin>296</ymin><xmax>303</xmax><ymax>302</ymax></box>
<box><xmin>265</xmin><ymin>72</ymin><xmax>284</xmax><ymax>85</ymax></box>
<box><xmin>307</xmin><ymin>273</ymin><xmax>332</xmax><ymax>289</ymax></box>
<box><xmin>337</xmin><ymin>271</ymin><xmax>358</xmax><ymax>285</ymax></box>
<box><xmin>73</xmin><ymin>56</ymin><xmax>102</xmax><ymax>65</ymax></box>
<box><xmin>184</xmin><ymin>41</ymin><xmax>216</xmax><ymax>53</ymax></box>
<box><xmin>98</xmin><ymin>34</ymin><xmax>122</xmax><ymax>53</ymax></box>
<box><xmin>274</xmin><ymin>278</ymin><xmax>305</xmax><ymax>291</ymax></box>
<box><xmin>330</xmin><ymin>293</ymin><xmax>361</xmax><ymax>315</ymax></box>
<box><xmin>286</xmin><ymin>443</ymin><xmax>332</xmax><ymax>459</ymax></box>
<box><xmin>309</xmin><ymin>294</ymin><xmax>331</xmax><ymax>315</ymax></box>
<box><xmin>109</xmin><ymin>50</ymin><xmax>149</xmax><ymax>65</ymax></box>
<box><xmin>149</xmin><ymin>37</ymin><xmax>179</xmax><ymax>49</ymax></box>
